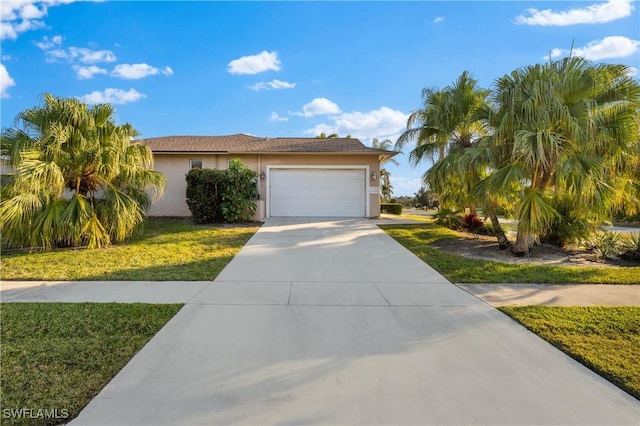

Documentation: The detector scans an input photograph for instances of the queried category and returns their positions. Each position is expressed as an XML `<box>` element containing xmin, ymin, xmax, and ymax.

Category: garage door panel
<box><xmin>270</xmin><ymin>169</ymin><xmax>366</xmax><ymax>217</ymax></box>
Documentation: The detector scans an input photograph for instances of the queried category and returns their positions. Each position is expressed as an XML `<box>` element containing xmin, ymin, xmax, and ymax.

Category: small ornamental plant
<box><xmin>463</xmin><ymin>213</ymin><xmax>485</xmax><ymax>237</ymax></box>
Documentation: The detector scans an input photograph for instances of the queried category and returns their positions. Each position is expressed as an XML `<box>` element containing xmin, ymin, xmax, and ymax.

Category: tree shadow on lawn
<box><xmin>128</xmin><ymin>218</ymin><xmax>260</xmax><ymax>245</ymax></box>
<box><xmin>5</xmin><ymin>256</ymin><xmax>238</xmax><ymax>282</ymax></box>
<box><xmin>381</xmin><ymin>224</ymin><xmax>640</xmax><ymax>284</ymax></box>
<box><xmin>425</xmin><ymin>246</ymin><xmax>640</xmax><ymax>284</ymax></box>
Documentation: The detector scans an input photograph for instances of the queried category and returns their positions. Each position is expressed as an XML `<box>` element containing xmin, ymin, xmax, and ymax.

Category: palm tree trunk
<box><xmin>512</xmin><ymin>230</ymin><xmax>530</xmax><ymax>256</ymax></box>
<box><xmin>487</xmin><ymin>212</ymin><xmax>510</xmax><ymax>250</ymax></box>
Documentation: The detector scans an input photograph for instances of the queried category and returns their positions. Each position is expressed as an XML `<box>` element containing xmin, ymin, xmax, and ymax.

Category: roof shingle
<box><xmin>137</xmin><ymin>134</ymin><xmax>396</xmax><ymax>156</ymax></box>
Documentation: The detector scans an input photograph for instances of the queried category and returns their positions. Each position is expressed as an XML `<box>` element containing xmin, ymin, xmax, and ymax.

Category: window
<box><xmin>189</xmin><ymin>159</ymin><xmax>202</xmax><ymax>169</ymax></box>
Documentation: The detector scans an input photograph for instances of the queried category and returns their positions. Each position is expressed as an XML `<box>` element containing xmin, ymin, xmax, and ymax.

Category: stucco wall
<box><xmin>148</xmin><ymin>153</ymin><xmax>381</xmax><ymax>218</ymax></box>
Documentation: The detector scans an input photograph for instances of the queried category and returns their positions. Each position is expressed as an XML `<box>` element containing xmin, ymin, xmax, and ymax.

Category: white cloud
<box><xmin>80</xmin><ymin>88</ymin><xmax>145</xmax><ymax>105</ymax></box>
<box><xmin>227</xmin><ymin>51</ymin><xmax>280</xmax><ymax>75</ymax></box>
<box><xmin>44</xmin><ymin>46</ymin><xmax>117</xmax><ymax>64</ymax></box>
<box><xmin>1</xmin><ymin>1</ymin><xmax>82</xmax><ymax>40</ymax></box>
<box><xmin>543</xmin><ymin>48</ymin><xmax>565</xmax><ymax>60</ymax></box>
<box><xmin>304</xmin><ymin>123</ymin><xmax>336</xmax><ymax>137</ymax></box>
<box><xmin>516</xmin><ymin>0</ymin><xmax>632</xmax><ymax>26</ymax></box>
<box><xmin>627</xmin><ymin>66</ymin><xmax>638</xmax><ymax>78</ymax></box>
<box><xmin>1</xmin><ymin>18</ymin><xmax>44</xmax><ymax>39</ymax></box>
<box><xmin>35</xmin><ymin>34</ymin><xmax>62</xmax><ymax>50</ymax></box>
<box><xmin>74</xmin><ymin>65</ymin><xmax>107</xmax><ymax>79</ymax></box>
<box><xmin>0</xmin><ymin>63</ymin><xmax>16</xmax><ymax>98</ymax></box>
<box><xmin>111</xmin><ymin>63</ymin><xmax>173</xmax><ymax>80</ymax></box>
<box><xmin>20</xmin><ymin>3</ymin><xmax>48</xmax><ymax>20</ymax></box>
<box><xmin>268</xmin><ymin>112</ymin><xmax>288</xmax><ymax>122</ymax></box>
<box><xmin>248</xmin><ymin>79</ymin><xmax>296</xmax><ymax>91</ymax></box>
<box><xmin>433</xmin><ymin>16</ymin><xmax>444</xmax><ymax>23</ymax></box>
<box><xmin>291</xmin><ymin>97</ymin><xmax>341</xmax><ymax>117</ymax></box>
<box><xmin>303</xmin><ymin>106</ymin><xmax>408</xmax><ymax>140</ymax></box>
<box><xmin>71</xmin><ymin>47</ymin><xmax>116</xmax><ymax>63</ymax></box>
<box><xmin>34</xmin><ymin>35</ymin><xmax>172</xmax><ymax>85</ymax></box>
<box><xmin>546</xmin><ymin>36</ymin><xmax>639</xmax><ymax>60</ymax></box>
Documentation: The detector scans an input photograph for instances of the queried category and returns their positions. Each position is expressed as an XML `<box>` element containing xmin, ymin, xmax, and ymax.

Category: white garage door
<box><xmin>269</xmin><ymin>169</ymin><xmax>366</xmax><ymax>217</ymax></box>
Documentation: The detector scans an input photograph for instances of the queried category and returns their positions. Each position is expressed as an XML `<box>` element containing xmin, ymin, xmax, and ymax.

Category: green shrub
<box><xmin>185</xmin><ymin>159</ymin><xmax>257</xmax><ymax>223</ymax></box>
<box><xmin>584</xmin><ymin>231</ymin><xmax>626</xmax><ymax>260</ymax></box>
<box><xmin>381</xmin><ymin>203</ymin><xmax>403</xmax><ymax>215</ymax></box>
<box><xmin>621</xmin><ymin>233</ymin><xmax>640</xmax><ymax>261</ymax></box>
<box><xmin>435</xmin><ymin>208</ymin><xmax>463</xmax><ymax>230</ymax></box>
<box><xmin>186</xmin><ymin>168</ymin><xmax>225</xmax><ymax>223</ymax></box>
<box><xmin>542</xmin><ymin>218</ymin><xmax>596</xmax><ymax>247</ymax></box>
<box><xmin>613</xmin><ymin>210</ymin><xmax>640</xmax><ymax>223</ymax></box>
<box><xmin>541</xmin><ymin>201</ymin><xmax>598</xmax><ymax>247</ymax></box>
<box><xmin>220</xmin><ymin>159</ymin><xmax>258</xmax><ymax>222</ymax></box>
<box><xmin>476</xmin><ymin>222</ymin><xmax>496</xmax><ymax>236</ymax></box>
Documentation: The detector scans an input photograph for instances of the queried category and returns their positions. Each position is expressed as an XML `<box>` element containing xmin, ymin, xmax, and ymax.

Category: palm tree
<box><xmin>315</xmin><ymin>132</ymin><xmax>339</xmax><ymax>138</ymax></box>
<box><xmin>372</xmin><ymin>138</ymin><xmax>399</xmax><ymax>202</ymax></box>
<box><xmin>396</xmin><ymin>71</ymin><xmax>489</xmax><ymax>164</ymax></box>
<box><xmin>0</xmin><ymin>94</ymin><xmax>166</xmax><ymax>249</ymax></box>
<box><xmin>379</xmin><ymin>169</ymin><xmax>393</xmax><ymax>201</ymax></box>
<box><xmin>371</xmin><ymin>138</ymin><xmax>400</xmax><ymax>166</ymax></box>
<box><xmin>315</xmin><ymin>132</ymin><xmax>352</xmax><ymax>139</ymax></box>
<box><xmin>476</xmin><ymin>57</ymin><xmax>640</xmax><ymax>255</ymax></box>
<box><xmin>396</xmin><ymin>71</ymin><xmax>490</xmax><ymax>215</ymax></box>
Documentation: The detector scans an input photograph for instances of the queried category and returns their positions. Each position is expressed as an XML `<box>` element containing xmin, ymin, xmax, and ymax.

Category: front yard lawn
<box><xmin>0</xmin><ymin>303</ymin><xmax>183</xmax><ymax>426</ymax></box>
<box><xmin>0</xmin><ymin>219</ymin><xmax>259</xmax><ymax>281</ymax></box>
<box><xmin>500</xmin><ymin>306</ymin><xmax>640</xmax><ymax>400</ymax></box>
<box><xmin>381</xmin><ymin>224</ymin><xmax>640</xmax><ymax>284</ymax></box>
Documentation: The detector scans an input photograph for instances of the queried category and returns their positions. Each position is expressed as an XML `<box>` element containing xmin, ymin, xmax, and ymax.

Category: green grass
<box><xmin>0</xmin><ymin>303</ymin><xmax>183</xmax><ymax>426</ymax></box>
<box><xmin>0</xmin><ymin>219</ymin><xmax>259</xmax><ymax>281</ymax></box>
<box><xmin>381</xmin><ymin>224</ymin><xmax>640</xmax><ymax>283</ymax></box>
<box><xmin>500</xmin><ymin>306</ymin><xmax>640</xmax><ymax>400</ymax></box>
<box><xmin>399</xmin><ymin>213</ymin><xmax>433</xmax><ymax>222</ymax></box>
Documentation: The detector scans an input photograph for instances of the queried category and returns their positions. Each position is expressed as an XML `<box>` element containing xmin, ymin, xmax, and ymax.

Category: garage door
<box><xmin>269</xmin><ymin>169</ymin><xmax>366</xmax><ymax>217</ymax></box>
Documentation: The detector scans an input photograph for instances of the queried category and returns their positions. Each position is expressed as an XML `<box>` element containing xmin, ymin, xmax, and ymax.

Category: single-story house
<box><xmin>140</xmin><ymin>134</ymin><xmax>397</xmax><ymax>220</ymax></box>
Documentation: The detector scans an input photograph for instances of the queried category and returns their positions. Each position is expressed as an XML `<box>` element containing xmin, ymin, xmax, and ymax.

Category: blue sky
<box><xmin>1</xmin><ymin>0</ymin><xmax>638</xmax><ymax>196</ymax></box>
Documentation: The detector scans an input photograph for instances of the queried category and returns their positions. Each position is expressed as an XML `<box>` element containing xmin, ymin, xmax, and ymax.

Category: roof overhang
<box><xmin>379</xmin><ymin>151</ymin><xmax>400</xmax><ymax>164</ymax></box>
<box><xmin>151</xmin><ymin>151</ymin><xmax>395</xmax><ymax>156</ymax></box>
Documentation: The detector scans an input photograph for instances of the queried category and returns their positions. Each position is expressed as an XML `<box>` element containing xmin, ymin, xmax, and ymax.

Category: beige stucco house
<box><xmin>140</xmin><ymin>134</ymin><xmax>397</xmax><ymax>220</ymax></box>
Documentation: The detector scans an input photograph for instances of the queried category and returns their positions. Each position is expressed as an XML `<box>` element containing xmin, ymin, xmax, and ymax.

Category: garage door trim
<box><xmin>266</xmin><ymin>165</ymin><xmax>370</xmax><ymax>218</ymax></box>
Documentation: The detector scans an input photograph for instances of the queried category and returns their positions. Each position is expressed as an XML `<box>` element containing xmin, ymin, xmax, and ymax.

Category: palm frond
<box><xmin>516</xmin><ymin>188</ymin><xmax>561</xmax><ymax>234</ymax></box>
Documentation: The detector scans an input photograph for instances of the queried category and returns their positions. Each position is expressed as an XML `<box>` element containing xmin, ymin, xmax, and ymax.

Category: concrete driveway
<box><xmin>72</xmin><ymin>218</ymin><xmax>639</xmax><ymax>425</ymax></box>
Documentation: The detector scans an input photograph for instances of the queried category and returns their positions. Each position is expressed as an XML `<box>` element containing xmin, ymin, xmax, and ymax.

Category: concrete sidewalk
<box><xmin>4</xmin><ymin>280</ymin><xmax>638</xmax><ymax>307</ymax></box>
<box><xmin>458</xmin><ymin>283</ymin><xmax>640</xmax><ymax>307</ymax></box>
<box><xmin>61</xmin><ymin>218</ymin><xmax>638</xmax><ymax>425</ymax></box>
<box><xmin>0</xmin><ymin>280</ymin><xmax>210</xmax><ymax>303</ymax></box>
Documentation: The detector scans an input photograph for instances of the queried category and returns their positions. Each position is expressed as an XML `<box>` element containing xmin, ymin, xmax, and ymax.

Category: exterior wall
<box><xmin>148</xmin><ymin>153</ymin><xmax>381</xmax><ymax>219</ymax></box>
<box><xmin>149</xmin><ymin>154</ymin><xmax>224</xmax><ymax>217</ymax></box>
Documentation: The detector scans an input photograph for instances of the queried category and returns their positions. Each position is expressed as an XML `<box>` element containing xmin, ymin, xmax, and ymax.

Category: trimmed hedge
<box><xmin>185</xmin><ymin>159</ymin><xmax>258</xmax><ymax>223</ymax></box>
<box><xmin>381</xmin><ymin>203</ymin><xmax>403</xmax><ymax>215</ymax></box>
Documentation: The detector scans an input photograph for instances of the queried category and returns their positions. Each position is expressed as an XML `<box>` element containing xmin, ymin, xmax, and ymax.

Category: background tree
<box><xmin>372</xmin><ymin>138</ymin><xmax>399</xmax><ymax>202</ymax></box>
<box><xmin>413</xmin><ymin>186</ymin><xmax>433</xmax><ymax>209</ymax></box>
<box><xmin>315</xmin><ymin>132</ymin><xmax>352</xmax><ymax>138</ymax></box>
<box><xmin>395</xmin><ymin>71</ymin><xmax>490</xmax><ymax>215</ymax></box>
<box><xmin>315</xmin><ymin>132</ymin><xmax>339</xmax><ymax>138</ymax></box>
<box><xmin>395</xmin><ymin>71</ymin><xmax>504</xmax><ymax>246</ymax></box>
<box><xmin>379</xmin><ymin>169</ymin><xmax>393</xmax><ymax>201</ymax></box>
<box><xmin>0</xmin><ymin>94</ymin><xmax>166</xmax><ymax>249</ymax></box>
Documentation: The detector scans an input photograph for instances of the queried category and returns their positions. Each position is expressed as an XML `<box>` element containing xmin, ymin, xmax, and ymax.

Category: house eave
<box><xmin>150</xmin><ymin>151</ymin><xmax>389</xmax><ymax>155</ymax></box>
